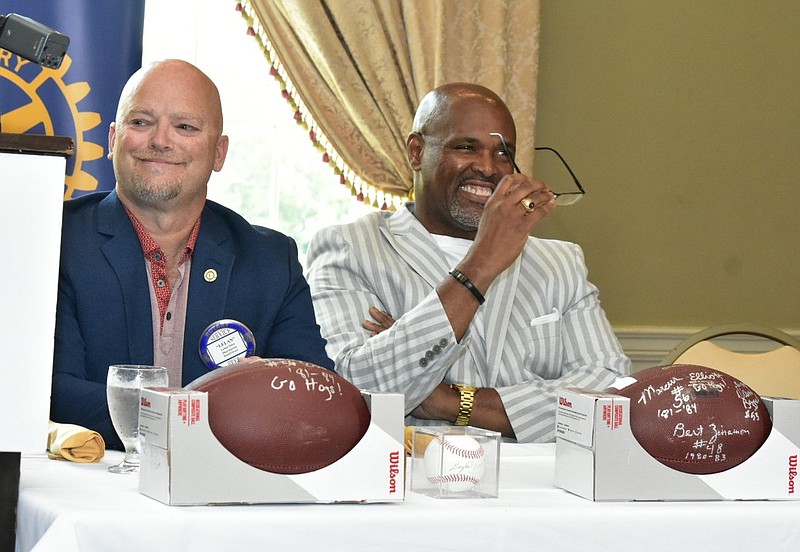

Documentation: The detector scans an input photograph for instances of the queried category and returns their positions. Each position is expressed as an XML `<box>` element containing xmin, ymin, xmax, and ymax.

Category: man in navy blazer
<box><xmin>50</xmin><ymin>60</ymin><xmax>332</xmax><ymax>449</ymax></box>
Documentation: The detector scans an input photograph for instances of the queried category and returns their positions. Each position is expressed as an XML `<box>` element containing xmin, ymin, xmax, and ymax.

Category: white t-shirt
<box><xmin>430</xmin><ymin>234</ymin><xmax>486</xmax><ymax>355</ymax></box>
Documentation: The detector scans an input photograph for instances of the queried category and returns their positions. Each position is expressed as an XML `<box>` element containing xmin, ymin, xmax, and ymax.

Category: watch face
<box><xmin>199</xmin><ymin>319</ymin><xmax>256</xmax><ymax>369</ymax></box>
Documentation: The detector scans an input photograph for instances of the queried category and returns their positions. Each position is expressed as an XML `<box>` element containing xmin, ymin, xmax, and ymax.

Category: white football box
<box><xmin>138</xmin><ymin>387</ymin><xmax>405</xmax><ymax>505</ymax></box>
<box><xmin>554</xmin><ymin>388</ymin><xmax>800</xmax><ymax>501</ymax></box>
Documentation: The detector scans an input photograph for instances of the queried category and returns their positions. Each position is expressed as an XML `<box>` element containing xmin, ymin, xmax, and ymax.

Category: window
<box><xmin>143</xmin><ymin>0</ymin><xmax>376</xmax><ymax>263</ymax></box>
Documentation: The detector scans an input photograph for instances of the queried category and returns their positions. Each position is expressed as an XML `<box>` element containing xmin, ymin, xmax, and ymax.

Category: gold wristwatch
<box><xmin>451</xmin><ymin>384</ymin><xmax>477</xmax><ymax>426</ymax></box>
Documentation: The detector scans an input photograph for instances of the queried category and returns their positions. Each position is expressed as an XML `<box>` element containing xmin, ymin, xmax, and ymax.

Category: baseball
<box><xmin>423</xmin><ymin>434</ymin><xmax>485</xmax><ymax>492</ymax></box>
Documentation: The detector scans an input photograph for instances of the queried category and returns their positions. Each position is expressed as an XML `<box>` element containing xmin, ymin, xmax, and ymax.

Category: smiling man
<box><xmin>307</xmin><ymin>83</ymin><xmax>629</xmax><ymax>442</ymax></box>
<box><xmin>50</xmin><ymin>60</ymin><xmax>332</xmax><ymax>449</ymax></box>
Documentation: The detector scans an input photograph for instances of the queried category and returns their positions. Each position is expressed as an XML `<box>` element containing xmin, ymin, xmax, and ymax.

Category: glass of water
<box><xmin>106</xmin><ymin>365</ymin><xmax>168</xmax><ymax>474</ymax></box>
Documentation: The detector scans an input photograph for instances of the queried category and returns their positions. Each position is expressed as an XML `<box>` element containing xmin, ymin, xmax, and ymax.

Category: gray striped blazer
<box><xmin>306</xmin><ymin>203</ymin><xmax>630</xmax><ymax>442</ymax></box>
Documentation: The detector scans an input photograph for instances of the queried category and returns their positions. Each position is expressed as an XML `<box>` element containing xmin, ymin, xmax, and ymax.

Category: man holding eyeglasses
<box><xmin>306</xmin><ymin>82</ymin><xmax>629</xmax><ymax>442</ymax></box>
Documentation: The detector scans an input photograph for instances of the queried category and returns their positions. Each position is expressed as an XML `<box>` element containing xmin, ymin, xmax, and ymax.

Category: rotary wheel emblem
<box><xmin>0</xmin><ymin>55</ymin><xmax>104</xmax><ymax>198</ymax></box>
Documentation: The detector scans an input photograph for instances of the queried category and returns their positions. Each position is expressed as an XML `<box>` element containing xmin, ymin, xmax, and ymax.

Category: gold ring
<box><xmin>520</xmin><ymin>198</ymin><xmax>536</xmax><ymax>213</ymax></box>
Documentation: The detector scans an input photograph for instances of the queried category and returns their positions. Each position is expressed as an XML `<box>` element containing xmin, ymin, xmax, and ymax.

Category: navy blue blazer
<box><xmin>51</xmin><ymin>191</ymin><xmax>333</xmax><ymax>449</ymax></box>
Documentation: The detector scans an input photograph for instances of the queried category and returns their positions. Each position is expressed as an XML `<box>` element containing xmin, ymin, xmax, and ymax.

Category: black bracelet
<box><xmin>449</xmin><ymin>269</ymin><xmax>486</xmax><ymax>305</ymax></box>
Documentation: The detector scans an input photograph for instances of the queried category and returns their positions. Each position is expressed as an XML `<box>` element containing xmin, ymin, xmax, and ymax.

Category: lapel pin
<box><xmin>204</xmin><ymin>268</ymin><xmax>217</xmax><ymax>282</ymax></box>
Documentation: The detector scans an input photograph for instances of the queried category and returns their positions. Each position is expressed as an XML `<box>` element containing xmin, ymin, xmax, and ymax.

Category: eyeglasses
<box><xmin>489</xmin><ymin>132</ymin><xmax>586</xmax><ymax>206</ymax></box>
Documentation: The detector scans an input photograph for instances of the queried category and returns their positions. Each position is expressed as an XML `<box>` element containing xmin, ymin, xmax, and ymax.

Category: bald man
<box><xmin>51</xmin><ymin>60</ymin><xmax>332</xmax><ymax>449</ymax></box>
<box><xmin>307</xmin><ymin>83</ymin><xmax>629</xmax><ymax>442</ymax></box>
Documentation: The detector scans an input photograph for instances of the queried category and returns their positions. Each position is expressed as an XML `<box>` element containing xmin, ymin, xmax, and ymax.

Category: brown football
<box><xmin>187</xmin><ymin>358</ymin><xmax>371</xmax><ymax>474</ymax></box>
<box><xmin>607</xmin><ymin>364</ymin><xmax>772</xmax><ymax>474</ymax></box>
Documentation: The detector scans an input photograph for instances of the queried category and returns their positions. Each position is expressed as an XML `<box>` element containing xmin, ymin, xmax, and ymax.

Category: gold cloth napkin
<box><xmin>47</xmin><ymin>421</ymin><xmax>105</xmax><ymax>463</ymax></box>
<box><xmin>404</xmin><ymin>426</ymin><xmax>435</xmax><ymax>455</ymax></box>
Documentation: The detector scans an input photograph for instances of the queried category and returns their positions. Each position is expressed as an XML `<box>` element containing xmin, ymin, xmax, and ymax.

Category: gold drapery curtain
<box><xmin>238</xmin><ymin>0</ymin><xmax>540</xmax><ymax>208</ymax></box>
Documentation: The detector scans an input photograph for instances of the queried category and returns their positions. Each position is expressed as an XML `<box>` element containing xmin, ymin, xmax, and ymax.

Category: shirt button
<box><xmin>432</xmin><ymin>345</ymin><xmax>441</xmax><ymax>354</ymax></box>
<box><xmin>153</xmin><ymin>252</ymin><xmax>162</xmax><ymax>261</ymax></box>
<box><xmin>166</xmin><ymin>312</ymin><xmax>172</xmax><ymax>321</ymax></box>
<box><xmin>439</xmin><ymin>338</ymin><xmax>448</xmax><ymax>348</ymax></box>
<box><xmin>419</xmin><ymin>358</ymin><xmax>428</xmax><ymax>367</ymax></box>
<box><xmin>425</xmin><ymin>350</ymin><xmax>434</xmax><ymax>360</ymax></box>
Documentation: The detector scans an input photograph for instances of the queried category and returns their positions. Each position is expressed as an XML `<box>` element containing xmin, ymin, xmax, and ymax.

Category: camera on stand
<box><xmin>0</xmin><ymin>13</ymin><xmax>70</xmax><ymax>69</ymax></box>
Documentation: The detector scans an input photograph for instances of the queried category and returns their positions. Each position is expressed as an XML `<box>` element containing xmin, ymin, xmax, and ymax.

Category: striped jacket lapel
<box><xmin>379</xmin><ymin>205</ymin><xmax>450</xmax><ymax>287</ymax></box>
<box><xmin>483</xmin><ymin>255</ymin><xmax>522</xmax><ymax>387</ymax></box>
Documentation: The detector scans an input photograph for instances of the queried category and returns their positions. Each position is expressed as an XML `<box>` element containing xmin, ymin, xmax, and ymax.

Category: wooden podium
<box><xmin>0</xmin><ymin>133</ymin><xmax>73</xmax><ymax>552</ymax></box>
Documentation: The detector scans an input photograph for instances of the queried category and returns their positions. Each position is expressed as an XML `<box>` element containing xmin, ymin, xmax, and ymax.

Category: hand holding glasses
<box><xmin>489</xmin><ymin>132</ymin><xmax>586</xmax><ymax>206</ymax></box>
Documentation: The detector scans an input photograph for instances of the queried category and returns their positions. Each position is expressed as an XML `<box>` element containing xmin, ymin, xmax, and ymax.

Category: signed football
<box><xmin>607</xmin><ymin>364</ymin><xmax>772</xmax><ymax>474</ymax></box>
<box><xmin>187</xmin><ymin>358</ymin><xmax>371</xmax><ymax>474</ymax></box>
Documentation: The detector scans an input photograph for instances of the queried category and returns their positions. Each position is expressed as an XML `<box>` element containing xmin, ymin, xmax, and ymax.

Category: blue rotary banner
<box><xmin>0</xmin><ymin>1</ymin><xmax>144</xmax><ymax>198</ymax></box>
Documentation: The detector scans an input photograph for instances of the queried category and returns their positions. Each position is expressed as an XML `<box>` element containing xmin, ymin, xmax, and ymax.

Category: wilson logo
<box><xmin>789</xmin><ymin>455</ymin><xmax>797</xmax><ymax>495</ymax></box>
<box><xmin>388</xmin><ymin>451</ymin><xmax>400</xmax><ymax>493</ymax></box>
<box><xmin>559</xmin><ymin>396</ymin><xmax>573</xmax><ymax>409</ymax></box>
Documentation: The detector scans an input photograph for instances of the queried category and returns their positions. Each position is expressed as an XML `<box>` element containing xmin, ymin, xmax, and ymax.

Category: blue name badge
<box><xmin>199</xmin><ymin>319</ymin><xmax>256</xmax><ymax>369</ymax></box>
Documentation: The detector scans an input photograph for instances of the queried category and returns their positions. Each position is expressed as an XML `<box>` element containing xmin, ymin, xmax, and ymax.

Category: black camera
<box><xmin>0</xmin><ymin>13</ymin><xmax>70</xmax><ymax>69</ymax></box>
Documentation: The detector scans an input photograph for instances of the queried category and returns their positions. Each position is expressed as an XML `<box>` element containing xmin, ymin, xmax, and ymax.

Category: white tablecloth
<box><xmin>16</xmin><ymin>444</ymin><xmax>800</xmax><ymax>552</ymax></box>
